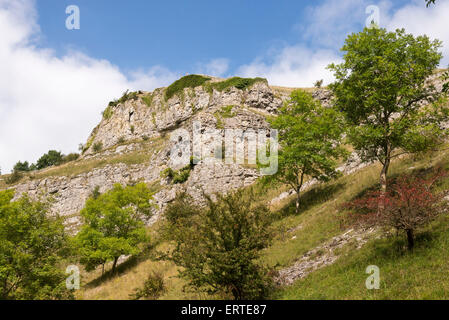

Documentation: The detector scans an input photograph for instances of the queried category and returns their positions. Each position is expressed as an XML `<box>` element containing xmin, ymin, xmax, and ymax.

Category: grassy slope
<box><xmin>77</xmin><ymin>145</ymin><xmax>449</xmax><ymax>300</ymax></box>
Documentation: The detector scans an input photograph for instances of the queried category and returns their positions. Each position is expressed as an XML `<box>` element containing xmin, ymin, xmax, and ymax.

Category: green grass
<box><xmin>275</xmin><ymin>214</ymin><xmax>449</xmax><ymax>300</ymax></box>
<box><xmin>207</xmin><ymin>77</ymin><xmax>266</xmax><ymax>92</ymax></box>
<box><xmin>142</xmin><ymin>93</ymin><xmax>154</xmax><ymax>108</ymax></box>
<box><xmin>8</xmin><ymin>137</ymin><xmax>168</xmax><ymax>182</ymax></box>
<box><xmin>165</xmin><ymin>75</ymin><xmax>211</xmax><ymax>101</ymax></box>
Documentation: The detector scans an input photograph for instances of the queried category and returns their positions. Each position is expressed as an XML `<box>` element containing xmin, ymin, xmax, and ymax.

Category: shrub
<box><xmin>117</xmin><ymin>136</ymin><xmax>126</xmax><ymax>144</ymax></box>
<box><xmin>5</xmin><ymin>170</ymin><xmax>23</xmax><ymax>185</ymax></box>
<box><xmin>92</xmin><ymin>142</ymin><xmax>103</xmax><ymax>153</ymax></box>
<box><xmin>62</xmin><ymin>153</ymin><xmax>80</xmax><ymax>163</ymax></box>
<box><xmin>164</xmin><ymin>190</ymin><xmax>274</xmax><ymax>300</ymax></box>
<box><xmin>130</xmin><ymin>125</ymin><xmax>135</xmax><ymax>134</ymax></box>
<box><xmin>165</xmin><ymin>75</ymin><xmax>211</xmax><ymax>101</ymax></box>
<box><xmin>13</xmin><ymin>161</ymin><xmax>30</xmax><ymax>172</ymax></box>
<box><xmin>314</xmin><ymin>79</ymin><xmax>323</xmax><ymax>88</ymax></box>
<box><xmin>342</xmin><ymin>169</ymin><xmax>448</xmax><ymax>250</ymax></box>
<box><xmin>36</xmin><ymin>150</ymin><xmax>63</xmax><ymax>170</ymax></box>
<box><xmin>129</xmin><ymin>272</ymin><xmax>166</xmax><ymax>300</ymax></box>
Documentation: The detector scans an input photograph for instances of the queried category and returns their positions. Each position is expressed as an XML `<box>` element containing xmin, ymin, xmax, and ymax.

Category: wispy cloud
<box><xmin>196</xmin><ymin>58</ymin><xmax>230</xmax><ymax>77</ymax></box>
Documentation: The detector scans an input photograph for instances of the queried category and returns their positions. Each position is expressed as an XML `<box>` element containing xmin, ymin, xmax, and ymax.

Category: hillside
<box><xmin>1</xmin><ymin>73</ymin><xmax>449</xmax><ymax>300</ymax></box>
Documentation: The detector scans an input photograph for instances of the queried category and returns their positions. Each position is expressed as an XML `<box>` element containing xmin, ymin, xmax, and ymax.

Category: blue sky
<box><xmin>0</xmin><ymin>0</ymin><xmax>448</xmax><ymax>172</ymax></box>
<box><xmin>34</xmin><ymin>0</ymin><xmax>412</xmax><ymax>78</ymax></box>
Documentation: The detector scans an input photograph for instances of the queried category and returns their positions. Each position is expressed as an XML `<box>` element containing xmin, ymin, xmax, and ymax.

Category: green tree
<box><xmin>13</xmin><ymin>161</ymin><xmax>30</xmax><ymax>172</ymax></box>
<box><xmin>164</xmin><ymin>190</ymin><xmax>273</xmax><ymax>300</ymax></box>
<box><xmin>0</xmin><ymin>190</ymin><xmax>73</xmax><ymax>300</ymax></box>
<box><xmin>266</xmin><ymin>89</ymin><xmax>348</xmax><ymax>214</ymax></box>
<box><xmin>75</xmin><ymin>183</ymin><xmax>154</xmax><ymax>274</ymax></box>
<box><xmin>328</xmin><ymin>28</ymin><xmax>448</xmax><ymax>193</ymax></box>
<box><xmin>36</xmin><ymin>150</ymin><xmax>63</xmax><ymax>170</ymax></box>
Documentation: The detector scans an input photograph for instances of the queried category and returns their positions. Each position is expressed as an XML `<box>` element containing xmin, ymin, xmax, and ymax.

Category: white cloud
<box><xmin>237</xmin><ymin>0</ymin><xmax>448</xmax><ymax>88</ymax></box>
<box><xmin>238</xmin><ymin>46</ymin><xmax>340</xmax><ymax>87</ymax></box>
<box><xmin>196</xmin><ymin>58</ymin><xmax>229</xmax><ymax>77</ymax></box>
<box><xmin>0</xmin><ymin>0</ymin><xmax>177</xmax><ymax>173</ymax></box>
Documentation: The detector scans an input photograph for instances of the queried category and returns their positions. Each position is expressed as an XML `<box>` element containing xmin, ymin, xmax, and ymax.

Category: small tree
<box><xmin>13</xmin><ymin>161</ymin><xmax>30</xmax><ymax>172</ymax></box>
<box><xmin>328</xmin><ymin>28</ymin><xmax>448</xmax><ymax>193</ymax></box>
<box><xmin>0</xmin><ymin>190</ymin><xmax>73</xmax><ymax>300</ymax></box>
<box><xmin>342</xmin><ymin>169</ymin><xmax>447</xmax><ymax>250</ymax></box>
<box><xmin>164</xmin><ymin>190</ymin><xmax>273</xmax><ymax>300</ymax></box>
<box><xmin>267</xmin><ymin>89</ymin><xmax>348</xmax><ymax>214</ymax></box>
<box><xmin>36</xmin><ymin>150</ymin><xmax>63</xmax><ymax>170</ymax></box>
<box><xmin>75</xmin><ymin>183</ymin><xmax>154</xmax><ymax>274</ymax></box>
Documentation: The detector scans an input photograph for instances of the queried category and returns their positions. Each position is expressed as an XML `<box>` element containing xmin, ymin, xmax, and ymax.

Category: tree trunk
<box><xmin>378</xmin><ymin>155</ymin><xmax>391</xmax><ymax>215</ymax></box>
<box><xmin>295</xmin><ymin>191</ymin><xmax>300</xmax><ymax>215</ymax></box>
<box><xmin>380</xmin><ymin>158</ymin><xmax>390</xmax><ymax>194</ymax></box>
<box><xmin>112</xmin><ymin>257</ymin><xmax>119</xmax><ymax>274</ymax></box>
<box><xmin>406</xmin><ymin>229</ymin><xmax>414</xmax><ymax>251</ymax></box>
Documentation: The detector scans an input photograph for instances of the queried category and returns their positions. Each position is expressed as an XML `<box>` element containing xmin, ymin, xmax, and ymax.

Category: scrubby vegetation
<box><xmin>161</xmin><ymin>190</ymin><xmax>274</xmax><ymax>299</ymax></box>
<box><xmin>0</xmin><ymin>190</ymin><xmax>73</xmax><ymax>300</ymax></box>
<box><xmin>165</xmin><ymin>75</ymin><xmax>211</xmax><ymax>101</ymax></box>
<box><xmin>207</xmin><ymin>77</ymin><xmax>266</xmax><ymax>92</ymax></box>
<box><xmin>161</xmin><ymin>157</ymin><xmax>197</xmax><ymax>184</ymax></box>
<box><xmin>108</xmin><ymin>90</ymin><xmax>140</xmax><ymax>108</ymax></box>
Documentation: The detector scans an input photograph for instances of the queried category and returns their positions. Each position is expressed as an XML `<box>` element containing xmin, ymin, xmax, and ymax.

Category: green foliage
<box><xmin>0</xmin><ymin>190</ymin><xmax>73</xmax><ymax>300</ymax></box>
<box><xmin>36</xmin><ymin>150</ymin><xmax>63</xmax><ymax>170</ymax></box>
<box><xmin>62</xmin><ymin>153</ymin><xmax>80</xmax><ymax>163</ymax></box>
<box><xmin>130</xmin><ymin>125</ymin><xmax>135</xmax><ymax>134</ymax></box>
<box><xmin>328</xmin><ymin>28</ymin><xmax>447</xmax><ymax>190</ymax></box>
<box><xmin>129</xmin><ymin>271</ymin><xmax>166</xmax><ymax>300</ymax></box>
<box><xmin>13</xmin><ymin>161</ymin><xmax>30</xmax><ymax>172</ymax></box>
<box><xmin>5</xmin><ymin>170</ymin><xmax>23</xmax><ymax>185</ymax></box>
<box><xmin>165</xmin><ymin>75</ymin><xmax>211</xmax><ymax>101</ymax></box>
<box><xmin>208</xmin><ymin>77</ymin><xmax>266</xmax><ymax>92</ymax></box>
<box><xmin>75</xmin><ymin>183</ymin><xmax>154</xmax><ymax>273</ymax></box>
<box><xmin>117</xmin><ymin>136</ymin><xmax>126</xmax><ymax>144</ymax></box>
<box><xmin>108</xmin><ymin>90</ymin><xmax>139</xmax><ymax>108</ymax></box>
<box><xmin>142</xmin><ymin>93</ymin><xmax>154</xmax><ymax>107</ymax></box>
<box><xmin>266</xmin><ymin>89</ymin><xmax>348</xmax><ymax>214</ymax></box>
<box><xmin>163</xmin><ymin>190</ymin><xmax>274</xmax><ymax>300</ymax></box>
<box><xmin>314</xmin><ymin>79</ymin><xmax>324</xmax><ymax>88</ymax></box>
<box><xmin>217</xmin><ymin>105</ymin><xmax>236</xmax><ymax>118</ymax></box>
<box><xmin>93</xmin><ymin>142</ymin><xmax>103</xmax><ymax>153</ymax></box>
<box><xmin>161</xmin><ymin>159</ymin><xmax>196</xmax><ymax>184</ymax></box>
<box><xmin>102</xmin><ymin>106</ymin><xmax>114</xmax><ymax>120</ymax></box>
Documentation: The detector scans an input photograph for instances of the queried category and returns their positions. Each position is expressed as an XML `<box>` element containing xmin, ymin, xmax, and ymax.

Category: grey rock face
<box><xmin>6</xmin><ymin>77</ymin><xmax>286</xmax><ymax>232</ymax></box>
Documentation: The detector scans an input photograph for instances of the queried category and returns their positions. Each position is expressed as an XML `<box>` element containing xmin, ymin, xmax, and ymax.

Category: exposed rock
<box><xmin>275</xmin><ymin>228</ymin><xmax>378</xmax><ymax>286</ymax></box>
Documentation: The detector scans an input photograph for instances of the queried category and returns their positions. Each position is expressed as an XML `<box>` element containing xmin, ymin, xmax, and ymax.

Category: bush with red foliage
<box><xmin>342</xmin><ymin>169</ymin><xmax>448</xmax><ymax>250</ymax></box>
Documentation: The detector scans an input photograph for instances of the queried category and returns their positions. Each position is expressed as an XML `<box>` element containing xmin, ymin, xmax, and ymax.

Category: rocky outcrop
<box><xmin>82</xmin><ymin>78</ymin><xmax>283</xmax><ymax>155</ymax></box>
<box><xmin>7</xmin><ymin>76</ymin><xmax>287</xmax><ymax>232</ymax></box>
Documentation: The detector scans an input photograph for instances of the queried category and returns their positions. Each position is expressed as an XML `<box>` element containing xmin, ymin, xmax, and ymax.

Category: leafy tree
<box><xmin>13</xmin><ymin>161</ymin><xmax>30</xmax><ymax>172</ymax></box>
<box><xmin>342</xmin><ymin>169</ymin><xmax>447</xmax><ymax>250</ymax></box>
<box><xmin>36</xmin><ymin>150</ymin><xmax>63</xmax><ymax>170</ymax></box>
<box><xmin>328</xmin><ymin>28</ymin><xmax>448</xmax><ymax>193</ymax></box>
<box><xmin>163</xmin><ymin>190</ymin><xmax>274</xmax><ymax>300</ymax></box>
<box><xmin>75</xmin><ymin>183</ymin><xmax>154</xmax><ymax>274</ymax></box>
<box><xmin>0</xmin><ymin>190</ymin><xmax>73</xmax><ymax>300</ymax></box>
<box><xmin>266</xmin><ymin>89</ymin><xmax>348</xmax><ymax>214</ymax></box>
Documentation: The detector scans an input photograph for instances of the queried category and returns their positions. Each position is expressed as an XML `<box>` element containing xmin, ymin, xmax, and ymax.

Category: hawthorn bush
<box><xmin>342</xmin><ymin>169</ymin><xmax>448</xmax><ymax>250</ymax></box>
